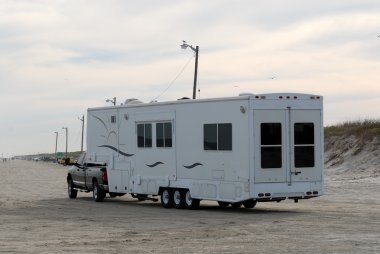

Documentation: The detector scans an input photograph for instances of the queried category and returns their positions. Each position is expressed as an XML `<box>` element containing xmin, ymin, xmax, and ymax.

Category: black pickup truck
<box><xmin>66</xmin><ymin>152</ymin><xmax>116</xmax><ymax>202</ymax></box>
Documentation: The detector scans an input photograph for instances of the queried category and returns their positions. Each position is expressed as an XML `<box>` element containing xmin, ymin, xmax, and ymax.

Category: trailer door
<box><xmin>253</xmin><ymin>110</ymin><xmax>287</xmax><ymax>183</ymax></box>
<box><xmin>253</xmin><ymin>109</ymin><xmax>322</xmax><ymax>184</ymax></box>
<box><xmin>289</xmin><ymin>109</ymin><xmax>322</xmax><ymax>183</ymax></box>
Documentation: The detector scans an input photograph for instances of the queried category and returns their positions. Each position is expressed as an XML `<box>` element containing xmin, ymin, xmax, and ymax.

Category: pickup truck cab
<box><xmin>67</xmin><ymin>152</ymin><xmax>110</xmax><ymax>202</ymax></box>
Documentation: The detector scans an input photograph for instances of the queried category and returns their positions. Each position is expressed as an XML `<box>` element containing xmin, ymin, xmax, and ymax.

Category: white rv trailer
<box><xmin>86</xmin><ymin>93</ymin><xmax>323</xmax><ymax>209</ymax></box>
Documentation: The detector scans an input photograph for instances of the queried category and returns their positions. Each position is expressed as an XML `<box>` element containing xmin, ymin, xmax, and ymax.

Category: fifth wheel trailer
<box><xmin>85</xmin><ymin>93</ymin><xmax>323</xmax><ymax>209</ymax></box>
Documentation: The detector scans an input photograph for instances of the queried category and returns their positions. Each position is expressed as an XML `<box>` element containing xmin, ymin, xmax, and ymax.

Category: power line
<box><xmin>151</xmin><ymin>55</ymin><xmax>194</xmax><ymax>101</ymax></box>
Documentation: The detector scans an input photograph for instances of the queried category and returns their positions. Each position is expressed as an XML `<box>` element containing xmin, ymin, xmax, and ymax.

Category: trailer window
<box><xmin>156</xmin><ymin>122</ymin><xmax>172</xmax><ymax>148</ymax></box>
<box><xmin>137</xmin><ymin>123</ymin><xmax>152</xmax><ymax>148</ymax></box>
<box><xmin>111</xmin><ymin>115</ymin><xmax>116</xmax><ymax>123</ymax></box>
<box><xmin>204</xmin><ymin>123</ymin><xmax>232</xmax><ymax>151</ymax></box>
<box><xmin>260</xmin><ymin>123</ymin><xmax>282</xmax><ymax>168</ymax></box>
<box><xmin>294</xmin><ymin>123</ymin><xmax>314</xmax><ymax>167</ymax></box>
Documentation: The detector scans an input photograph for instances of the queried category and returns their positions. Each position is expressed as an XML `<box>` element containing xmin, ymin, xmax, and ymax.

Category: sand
<box><xmin>1</xmin><ymin>159</ymin><xmax>379</xmax><ymax>253</ymax></box>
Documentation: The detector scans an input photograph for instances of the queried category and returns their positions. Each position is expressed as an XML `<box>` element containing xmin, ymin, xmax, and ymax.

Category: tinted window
<box><xmin>164</xmin><ymin>122</ymin><xmax>172</xmax><ymax>147</ymax></box>
<box><xmin>261</xmin><ymin>123</ymin><xmax>281</xmax><ymax>145</ymax></box>
<box><xmin>218</xmin><ymin>123</ymin><xmax>232</xmax><ymax>150</ymax></box>
<box><xmin>294</xmin><ymin>123</ymin><xmax>315</xmax><ymax>168</ymax></box>
<box><xmin>137</xmin><ymin>123</ymin><xmax>152</xmax><ymax>148</ymax></box>
<box><xmin>294</xmin><ymin>123</ymin><xmax>314</xmax><ymax>144</ymax></box>
<box><xmin>260</xmin><ymin>123</ymin><xmax>282</xmax><ymax>168</ymax></box>
<box><xmin>156</xmin><ymin>122</ymin><xmax>172</xmax><ymax>148</ymax></box>
<box><xmin>204</xmin><ymin>124</ymin><xmax>217</xmax><ymax>150</ymax></box>
<box><xmin>137</xmin><ymin>124</ymin><xmax>144</xmax><ymax>147</ymax></box>
<box><xmin>111</xmin><ymin>115</ymin><xmax>116</xmax><ymax>123</ymax></box>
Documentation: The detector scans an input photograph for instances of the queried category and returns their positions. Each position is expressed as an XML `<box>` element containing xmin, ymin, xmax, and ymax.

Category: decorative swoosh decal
<box><xmin>98</xmin><ymin>145</ymin><xmax>134</xmax><ymax>157</ymax></box>
<box><xmin>90</xmin><ymin>113</ymin><xmax>108</xmax><ymax>132</ymax></box>
<box><xmin>183</xmin><ymin>163</ymin><xmax>203</xmax><ymax>169</ymax></box>
<box><xmin>146</xmin><ymin>162</ymin><xmax>164</xmax><ymax>168</ymax></box>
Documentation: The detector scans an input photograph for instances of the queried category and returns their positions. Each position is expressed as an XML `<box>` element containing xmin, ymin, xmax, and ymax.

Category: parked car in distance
<box><xmin>66</xmin><ymin>152</ymin><xmax>122</xmax><ymax>202</ymax></box>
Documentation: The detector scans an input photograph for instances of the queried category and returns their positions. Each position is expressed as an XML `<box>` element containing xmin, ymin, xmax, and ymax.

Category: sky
<box><xmin>1</xmin><ymin>0</ymin><xmax>380</xmax><ymax>156</ymax></box>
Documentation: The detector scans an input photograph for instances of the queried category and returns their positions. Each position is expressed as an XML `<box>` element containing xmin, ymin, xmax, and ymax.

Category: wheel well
<box><xmin>67</xmin><ymin>174</ymin><xmax>72</xmax><ymax>183</ymax></box>
<box><xmin>92</xmin><ymin>177</ymin><xmax>97</xmax><ymax>184</ymax></box>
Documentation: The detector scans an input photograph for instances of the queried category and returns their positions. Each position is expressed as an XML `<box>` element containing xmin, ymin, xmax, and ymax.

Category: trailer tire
<box><xmin>231</xmin><ymin>202</ymin><xmax>242</xmax><ymax>208</ymax></box>
<box><xmin>173</xmin><ymin>189</ymin><xmax>186</xmax><ymax>209</ymax></box>
<box><xmin>217</xmin><ymin>201</ymin><xmax>230</xmax><ymax>207</ymax></box>
<box><xmin>93</xmin><ymin>181</ymin><xmax>105</xmax><ymax>202</ymax></box>
<box><xmin>161</xmin><ymin>188</ymin><xmax>173</xmax><ymax>208</ymax></box>
<box><xmin>243</xmin><ymin>199</ymin><xmax>257</xmax><ymax>209</ymax></box>
<box><xmin>184</xmin><ymin>189</ymin><xmax>200</xmax><ymax>210</ymax></box>
<box><xmin>67</xmin><ymin>179</ymin><xmax>77</xmax><ymax>199</ymax></box>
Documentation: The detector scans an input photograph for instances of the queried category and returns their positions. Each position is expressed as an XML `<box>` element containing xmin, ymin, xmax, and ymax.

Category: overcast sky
<box><xmin>1</xmin><ymin>0</ymin><xmax>379</xmax><ymax>156</ymax></box>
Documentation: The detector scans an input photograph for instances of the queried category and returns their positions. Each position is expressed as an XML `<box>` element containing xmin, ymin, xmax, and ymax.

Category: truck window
<box><xmin>294</xmin><ymin>123</ymin><xmax>314</xmax><ymax>167</ymax></box>
<box><xmin>261</xmin><ymin>123</ymin><xmax>282</xmax><ymax>168</ymax></box>
<box><xmin>137</xmin><ymin>123</ymin><xmax>152</xmax><ymax>148</ymax></box>
<box><xmin>156</xmin><ymin>122</ymin><xmax>172</xmax><ymax>148</ymax></box>
<box><xmin>204</xmin><ymin>123</ymin><xmax>232</xmax><ymax>151</ymax></box>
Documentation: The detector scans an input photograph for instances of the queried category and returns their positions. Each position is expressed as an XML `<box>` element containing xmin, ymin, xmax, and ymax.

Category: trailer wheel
<box><xmin>161</xmin><ymin>189</ymin><xmax>173</xmax><ymax>208</ymax></box>
<box><xmin>67</xmin><ymin>179</ymin><xmax>77</xmax><ymax>199</ymax></box>
<box><xmin>243</xmin><ymin>199</ymin><xmax>257</xmax><ymax>209</ymax></box>
<box><xmin>93</xmin><ymin>181</ymin><xmax>105</xmax><ymax>202</ymax></box>
<box><xmin>173</xmin><ymin>189</ymin><xmax>186</xmax><ymax>209</ymax></box>
<box><xmin>231</xmin><ymin>202</ymin><xmax>242</xmax><ymax>208</ymax></box>
<box><xmin>217</xmin><ymin>201</ymin><xmax>230</xmax><ymax>207</ymax></box>
<box><xmin>184</xmin><ymin>189</ymin><xmax>200</xmax><ymax>210</ymax></box>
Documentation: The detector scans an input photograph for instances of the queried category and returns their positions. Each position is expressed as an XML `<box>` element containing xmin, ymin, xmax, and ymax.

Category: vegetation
<box><xmin>325</xmin><ymin>119</ymin><xmax>380</xmax><ymax>141</ymax></box>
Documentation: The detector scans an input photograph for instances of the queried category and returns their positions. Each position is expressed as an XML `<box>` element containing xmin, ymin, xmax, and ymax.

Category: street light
<box><xmin>180</xmin><ymin>40</ymin><xmax>199</xmax><ymax>99</ymax></box>
<box><xmin>106</xmin><ymin>97</ymin><xmax>116</xmax><ymax>106</ymax></box>
<box><xmin>54</xmin><ymin>131</ymin><xmax>58</xmax><ymax>161</ymax></box>
<box><xmin>62</xmin><ymin>127</ymin><xmax>68</xmax><ymax>159</ymax></box>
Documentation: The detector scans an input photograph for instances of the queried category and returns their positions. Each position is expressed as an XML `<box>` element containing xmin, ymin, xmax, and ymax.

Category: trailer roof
<box><xmin>88</xmin><ymin>92</ymin><xmax>322</xmax><ymax>111</ymax></box>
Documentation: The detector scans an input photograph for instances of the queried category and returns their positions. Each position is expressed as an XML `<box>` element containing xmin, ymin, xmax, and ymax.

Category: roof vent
<box><xmin>125</xmin><ymin>98</ymin><xmax>143</xmax><ymax>104</ymax></box>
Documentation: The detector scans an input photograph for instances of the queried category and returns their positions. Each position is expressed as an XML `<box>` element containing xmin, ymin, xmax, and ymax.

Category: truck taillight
<box><xmin>101</xmin><ymin>169</ymin><xmax>108</xmax><ymax>183</ymax></box>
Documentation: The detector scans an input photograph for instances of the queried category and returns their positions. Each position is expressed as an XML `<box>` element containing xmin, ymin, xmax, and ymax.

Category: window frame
<box><xmin>137</xmin><ymin>123</ymin><xmax>152</xmax><ymax>148</ymax></box>
<box><xmin>260</xmin><ymin>122</ymin><xmax>282</xmax><ymax>169</ymax></box>
<box><xmin>203</xmin><ymin>123</ymin><xmax>232</xmax><ymax>151</ymax></box>
<box><xmin>156</xmin><ymin>122</ymin><xmax>173</xmax><ymax>148</ymax></box>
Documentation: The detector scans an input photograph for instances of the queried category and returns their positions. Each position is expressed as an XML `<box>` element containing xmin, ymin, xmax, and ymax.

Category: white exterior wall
<box><xmin>86</xmin><ymin>93</ymin><xmax>323</xmax><ymax>203</ymax></box>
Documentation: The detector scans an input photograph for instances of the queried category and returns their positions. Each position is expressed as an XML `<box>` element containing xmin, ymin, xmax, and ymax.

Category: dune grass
<box><xmin>325</xmin><ymin>119</ymin><xmax>380</xmax><ymax>141</ymax></box>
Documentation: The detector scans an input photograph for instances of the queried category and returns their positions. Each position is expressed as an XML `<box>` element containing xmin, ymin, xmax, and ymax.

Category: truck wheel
<box><xmin>231</xmin><ymin>202</ymin><xmax>242</xmax><ymax>208</ymax></box>
<box><xmin>93</xmin><ymin>181</ymin><xmax>105</xmax><ymax>202</ymax></box>
<box><xmin>217</xmin><ymin>201</ymin><xmax>230</xmax><ymax>207</ymax></box>
<box><xmin>243</xmin><ymin>199</ymin><xmax>257</xmax><ymax>209</ymax></box>
<box><xmin>184</xmin><ymin>189</ymin><xmax>200</xmax><ymax>210</ymax></box>
<box><xmin>67</xmin><ymin>179</ymin><xmax>77</xmax><ymax>199</ymax></box>
<box><xmin>173</xmin><ymin>189</ymin><xmax>185</xmax><ymax>209</ymax></box>
<box><xmin>161</xmin><ymin>189</ymin><xmax>173</xmax><ymax>208</ymax></box>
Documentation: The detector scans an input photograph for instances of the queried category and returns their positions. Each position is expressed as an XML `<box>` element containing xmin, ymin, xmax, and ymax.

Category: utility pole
<box><xmin>180</xmin><ymin>41</ymin><xmax>199</xmax><ymax>99</ymax></box>
<box><xmin>79</xmin><ymin>115</ymin><xmax>84</xmax><ymax>152</ymax></box>
<box><xmin>54</xmin><ymin>132</ymin><xmax>58</xmax><ymax>161</ymax></box>
<box><xmin>62</xmin><ymin>127</ymin><xmax>68</xmax><ymax>159</ymax></box>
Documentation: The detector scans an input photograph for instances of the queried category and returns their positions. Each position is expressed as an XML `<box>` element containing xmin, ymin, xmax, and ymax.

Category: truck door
<box><xmin>73</xmin><ymin>152</ymin><xmax>87</xmax><ymax>188</ymax></box>
<box><xmin>253</xmin><ymin>109</ymin><xmax>322</xmax><ymax>184</ymax></box>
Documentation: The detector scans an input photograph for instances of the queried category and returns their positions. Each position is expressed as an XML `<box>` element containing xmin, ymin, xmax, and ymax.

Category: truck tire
<box><xmin>184</xmin><ymin>189</ymin><xmax>200</xmax><ymax>210</ymax></box>
<box><xmin>173</xmin><ymin>189</ymin><xmax>185</xmax><ymax>209</ymax></box>
<box><xmin>243</xmin><ymin>199</ymin><xmax>257</xmax><ymax>209</ymax></box>
<box><xmin>67</xmin><ymin>179</ymin><xmax>77</xmax><ymax>199</ymax></box>
<box><xmin>93</xmin><ymin>181</ymin><xmax>105</xmax><ymax>202</ymax></box>
<box><xmin>217</xmin><ymin>201</ymin><xmax>230</xmax><ymax>207</ymax></box>
<box><xmin>161</xmin><ymin>188</ymin><xmax>173</xmax><ymax>208</ymax></box>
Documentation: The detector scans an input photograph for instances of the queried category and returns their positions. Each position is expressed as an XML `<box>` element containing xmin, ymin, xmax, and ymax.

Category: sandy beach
<box><xmin>1</xmin><ymin>159</ymin><xmax>379</xmax><ymax>253</ymax></box>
